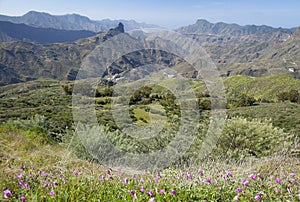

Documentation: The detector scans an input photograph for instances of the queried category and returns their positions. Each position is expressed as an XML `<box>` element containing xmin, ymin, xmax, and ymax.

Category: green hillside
<box><xmin>0</xmin><ymin>74</ymin><xmax>299</xmax><ymax>160</ymax></box>
<box><xmin>224</xmin><ymin>74</ymin><xmax>300</xmax><ymax>101</ymax></box>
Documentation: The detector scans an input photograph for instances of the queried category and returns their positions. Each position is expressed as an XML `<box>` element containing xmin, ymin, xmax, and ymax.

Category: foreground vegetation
<box><xmin>1</xmin><ymin>123</ymin><xmax>299</xmax><ymax>201</ymax></box>
<box><xmin>1</xmin><ymin>74</ymin><xmax>300</xmax><ymax>200</ymax></box>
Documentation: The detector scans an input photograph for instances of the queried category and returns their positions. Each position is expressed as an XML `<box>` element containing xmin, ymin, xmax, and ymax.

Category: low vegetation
<box><xmin>1</xmin><ymin>74</ymin><xmax>300</xmax><ymax>200</ymax></box>
<box><xmin>1</xmin><ymin>122</ymin><xmax>299</xmax><ymax>201</ymax></box>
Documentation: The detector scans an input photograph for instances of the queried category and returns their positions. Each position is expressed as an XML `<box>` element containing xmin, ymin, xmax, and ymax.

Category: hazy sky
<box><xmin>0</xmin><ymin>0</ymin><xmax>299</xmax><ymax>28</ymax></box>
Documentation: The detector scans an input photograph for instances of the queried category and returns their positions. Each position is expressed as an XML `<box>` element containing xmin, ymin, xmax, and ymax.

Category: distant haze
<box><xmin>0</xmin><ymin>0</ymin><xmax>300</xmax><ymax>29</ymax></box>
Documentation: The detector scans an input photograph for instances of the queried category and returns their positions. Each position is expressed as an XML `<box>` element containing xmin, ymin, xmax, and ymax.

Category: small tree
<box><xmin>230</xmin><ymin>94</ymin><xmax>256</xmax><ymax>108</ymax></box>
<box><xmin>95</xmin><ymin>87</ymin><xmax>114</xmax><ymax>97</ymax></box>
<box><xmin>277</xmin><ymin>89</ymin><xmax>300</xmax><ymax>103</ymax></box>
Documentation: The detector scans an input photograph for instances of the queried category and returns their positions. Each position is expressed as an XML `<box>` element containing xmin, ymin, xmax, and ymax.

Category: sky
<box><xmin>0</xmin><ymin>0</ymin><xmax>300</xmax><ymax>29</ymax></box>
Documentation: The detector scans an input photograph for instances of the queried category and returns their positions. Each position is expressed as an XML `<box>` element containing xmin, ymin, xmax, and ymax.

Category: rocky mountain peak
<box><xmin>293</xmin><ymin>27</ymin><xmax>300</xmax><ymax>38</ymax></box>
<box><xmin>103</xmin><ymin>22</ymin><xmax>125</xmax><ymax>39</ymax></box>
<box><xmin>117</xmin><ymin>22</ymin><xmax>125</xmax><ymax>33</ymax></box>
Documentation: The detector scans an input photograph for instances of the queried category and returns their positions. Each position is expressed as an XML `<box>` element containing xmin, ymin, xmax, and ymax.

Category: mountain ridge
<box><xmin>0</xmin><ymin>11</ymin><xmax>159</xmax><ymax>32</ymax></box>
<box><xmin>0</xmin><ymin>16</ymin><xmax>300</xmax><ymax>86</ymax></box>
<box><xmin>0</xmin><ymin>20</ymin><xmax>97</xmax><ymax>44</ymax></box>
<box><xmin>177</xmin><ymin>19</ymin><xmax>295</xmax><ymax>36</ymax></box>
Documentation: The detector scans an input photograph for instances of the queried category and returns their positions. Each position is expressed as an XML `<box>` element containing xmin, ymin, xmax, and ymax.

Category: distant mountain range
<box><xmin>0</xmin><ymin>20</ymin><xmax>97</xmax><ymax>44</ymax></box>
<box><xmin>0</xmin><ymin>11</ymin><xmax>300</xmax><ymax>86</ymax></box>
<box><xmin>0</xmin><ymin>11</ymin><xmax>159</xmax><ymax>32</ymax></box>
<box><xmin>177</xmin><ymin>19</ymin><xmax>300</xmax><ymax>77</ymax></box>
<box><xmin>0</xmin><ymin>23</ymin><xmax>133</xmax><ymax>86</ymax></box>
<box><xmin>177</xmin><ymin>19</ymin><xmax>294</xmax><ymax>36</ymax></box>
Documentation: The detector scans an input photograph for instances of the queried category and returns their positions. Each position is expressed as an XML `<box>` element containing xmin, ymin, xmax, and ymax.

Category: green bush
<box><xmin>129</xmin><ymin>86</ymin><xmax>153</xmax><ymax>105</ymax></box>
<box><xmin>61</xmin><ymin>83</ymin><xmax>74</xmax><ymax>95</ymax></box>
<box><xmin>198</xmin><ymin>98</ymin><xmax>211</xmax><ymax>110</ymax></box>
<box><xmin>3</xmin><ymin>115</ymin><xmax>55</xmax><ymax>144</ymax></box>
<box><xmin>212</xmin><ymin>117</ymin><xmax>292</xmax><ymax>159</ymax></box>
<box><xmin>277</xmin><ymin>89</ymin><xmax>300</xmax><ymax>103</ymax></box>
<box><xmin>60</xmin><ymin>128</ymin><xmax>93</xmax><ymax>160</ymax></box>
<box><xmin>228</xmin><ymin>94</ymin><xmax>256</xmax><ymax>108</ymax></box>
<box><xmin>95</xmin><ymin>87</ymin><xmax>114</xmax><ymax>97</ymax></box>
<box><xmin>7</xmin><ymin>114</ymin><xmax>49</xmax><ymax>134</ymax></box>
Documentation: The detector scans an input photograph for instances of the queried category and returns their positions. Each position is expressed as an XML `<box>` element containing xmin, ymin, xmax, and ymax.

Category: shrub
<box><xmin>129</xmin><ymin>86</ymin><xmax>152</xmax><ymax>105</ymax></box>
<box><xmin>61</xmin><ymin>83</ymin><xmax>74</xmax><ymax>95</ymax></box>
<box><xmin>229</xmin><ymin>94</ymin><xmax>256</xmax><ymax>108</ymax></box>
<box><xmin>277</xmin><ymin>89</ymin><xmax>300</xmax><ymax>103</ymax></box>
<box><xmin>198</xmin><ymin>98</ymin><xmax>211</xmax><ymax>110</ymax></box>
<box><xmin>212</xmin><ymin>117</ymin><xmax>293</xmax><ymax>160</ymax></box>
<box><xmin>95</xmin><ymin>87</ymin><xmax>114</xmax><ymax>97</ymax></box>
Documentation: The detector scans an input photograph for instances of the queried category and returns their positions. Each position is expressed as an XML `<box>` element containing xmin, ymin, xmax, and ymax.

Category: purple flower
<box><xmin>17</xmin><ymin>173</ymin><xmax>23</xmax><ymax>178</ymax></box>
<box><xmin>20</xmin><ymin>164</ymin><xmax>25</xmax><ymax>170</ymax></box>
<box><xmin>236</xmin><ymin>187</ymin><xmax>242</xmax><ymax>193</ymax></box>
<box><xmin>49</xmin><ymin>190</ymin><xmax>55</xmax><ymax>196</ymax></box>
<box><xmin>154</xmin><ymin>177</ymin><xmax>159</xmax><ymax>182</ymax></box>
<box><xmin>222</xmin><ymin>175</ymin><xmax>227</xmax><ymax>181</ymax></box>
<box><xmin>255</xmin><ymin>194</ymin><xmax>261</xmax><ymax>201</ymax></box>
<box><xmin>233</xmin><ymin>195</ymin><xmax>239</xmax><ymax>201</ymax></box>
<box><xmin>106</xmin><ymin>169</ymin><xmax>111</xmax><ymax>175</ymax></box>
<box><xmin>160</xmin><ymin>189</ymin><xmax>165</xmax><ymax>194</ymax></box>
<box><xmin>45</xmin><ymin>183</ymin><xmax>50</xmax><ymax>188</ymax></box>
<box><xmin>41</xmin><ymin>172</ymin><xmax>47</xmax><ymax>177</ymax></box>
<box><xmin>20</xmin><ymin>196</ymin><xmax>26</xmax><ymax>201</ymax></box>
<box><xmin>53</xmin><ymin>182</ymin><xmax>58</xmax><ymax>187</ymax></box>
<box><xmin>171</xmin><ymin>189</ymin><xmax>176</xmax><ymax>195</ymax></box>
<box><xmin>227</xmin><ymin>171</ymin><xmax>233</xmax><ymax>177</ymax></box>
<box><xmin>248</xmin><ymin>174</ymin><xmax>256</xmax><ymax>180</ymax></box>
<box><xmin>19</xmin><ymin>180</ymin><xmax>25</xmax><ymax>187</ymax></box>
<box><xmin>257</xmin><ymin>173</ymin><xmax>262</xmax><ymax>179</ymax></box>
<box><xmin>291</xmin><ymin>179</ymin><xmax>296</xmax><ymax>184</ymax></box>
<box><xmin>276</xmin><ymin>178</ymin><xmax>281</xmax><ymax>184</ymax></box>
<box><xmin>140</xmin><ymin>186</ymin><xmax>145</xmax><ymax>192</ymax></box>
<box><xmin>242</xmin><ymin>180</ymin><xmax>249</xmax><ymax>186</ymax></box>
<box><xmin>148</xmin><ymin>189</ymin><xmax>153</xmax><ymax>196</ymax></box>
<box><xmin>205</xmin><ymin>178</ymin><xmax>211</xmax><ymax>183</ymax></box>
<box><xmin>99</xmin><ymin>175</ymin><xmax>105</xmax><ymax>181</ymax></box>
<box><xmin>149</xmin><ymin>198</ymin><xmax>155</xmax><ymax>202</ymax></box>
<box><xmin>119</xmin><ymin>173</ymin><xmax>124</xmax><ymax>177</ymax></box>
<box><xmin>25</xmin><ymin>183</ymin><xmax>30</xmax><ymax>189</ymax></box>
<box><xmin>290</xmin><ymin>173</ymin><xmax>295</xmax><ymax>177</ymax></box>
<box><xmin>3</xmin><ymin>189</ymin><xmax>12</xmax><ymax>199</ymax></box>
<box><xmin>156</xmin><ymin>172</ymin><xmax>161</xmax><ymax>177</ymax></box>
<box><xmin>129</xmin><ymin>190</ymin><xmax>135</xmax><ymax>195</ymax></box>
<box><xmin>198</xmin><ymin>169</ymin><xmax>204</xmax><ymax>175</ymax></box>
<box><xmin>73</xmin><ymin>170</ymin><xmax>79</xmax><ymax>175</ymax></box>
<box><xmin>187</xmin><ymin>173</ymin><xmax>193</xmax><ymax>179</ymax></box>
<box><xmin>109</xmin><ymin>176</ymin><xmax>113</xmax><ymax>180</ymax></box>
<box><xmin>125</xmin><ymin>178</ymin><xmax>129</xmax><ymax>184</ymax></box>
